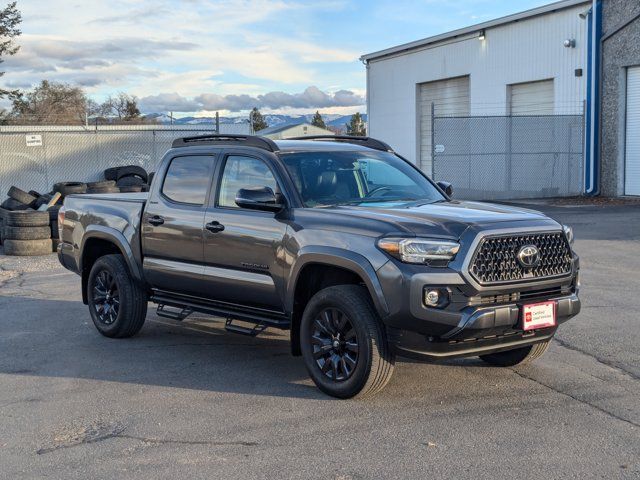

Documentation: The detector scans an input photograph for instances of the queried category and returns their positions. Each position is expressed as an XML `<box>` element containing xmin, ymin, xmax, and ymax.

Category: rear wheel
<box><xmin>87</xmin><ymin>254</ymin><xmax>147</xmax><ymax>338</ymax></box>
<box><xmin>300</xmin><ymin>285</ymin><xmax>395</xmax><ymax>399</ymax></box>
<box><xmin>479</xmin><ymin>340</ymin><xmax>551</xmax><ymax>367</ymax></box>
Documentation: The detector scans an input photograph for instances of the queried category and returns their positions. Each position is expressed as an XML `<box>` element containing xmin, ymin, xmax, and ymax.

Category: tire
<box><xmin>1</xmin><ymin>198</ymin><xmax>31</xmax><ymax>211</ymax></box>
<box><xmin>3</xmin><ymin>226</ymin><xmax>51</xmax><ymax>241</ymax></box>
<box><xmin>104</xmin><ymin>167</ymin><xmax>120</xmax><ymax>181</ymax></box>
<box><xmin>6</xmin><ymin>210</ymin><xmax>50</xmax><ymax>227</ymax></box>
<box><xmin>116</xmin><ymin>165</ymin><xmax>147</xmax><ymax>183</ymax></box>
<box><xmin>300</xmin><ymin>285</ymin><xmax>395</xmax><ymax>399</ymax></box>
<box><xmin>116</xmin><ymin>174</ymin><xmax>146</xmax><ymax>187</ymax></box>
<box><xmin>87</xmin><ymin>180</ymin><xmax>116</xmax><ymax>189</ymax></box>
<box><xmin>53</xmin><ymin>182</ymin><xmax>87</xmax><ymax>196</ymax></box>
<box><xmin>34</xmin><ymin>194</ymin><xmax>53</xmax><ymax>209</ymax></box>
<box><xmin>47</xmin><ymin>205</ymin><xmax>61</xmax><ymax>221</ymax></box>
<box><xmin>50</xmin><ymin>220</ymin><xmax>59</xmax><ymax>239</ymax></box>
<box><xmin>87</xmin><ymin>254</ymin><xmax>148</xmax><ymax>338</ymax></box>
<box><xmin>479</xmin><ymin>340</ymin><xmax>551</xmax><ymax>367</ymax></box>
<box><xmin>3</xmin><ymin>239</ymin><xmax>53</xmax><ymax>256</ymax></box>
<box><xmin>8</xmin><ymin>186</ymin><xmax>37</xmax><ymax>206</ymax></box>
<box><xmin>119</xmin><ymin>185</ymin><xmax>143</xmax><ymax>193</ymax></box>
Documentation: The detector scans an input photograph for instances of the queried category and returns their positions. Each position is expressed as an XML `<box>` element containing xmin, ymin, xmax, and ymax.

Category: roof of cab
<box><xmin>274</xmin><ymin>139</ymin><xmax>375</xmax><ymax>152</ymax></box>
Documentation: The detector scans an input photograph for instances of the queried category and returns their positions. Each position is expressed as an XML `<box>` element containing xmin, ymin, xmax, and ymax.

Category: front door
<box><xmin>142</xmin><ymin>153</ymin><xmax>216</xmax><ymax>297</ymax></box>
<box><xmin>202</xmin><ymin>153</ymin><xmax>288</xmax><ymax>311</ymax></box>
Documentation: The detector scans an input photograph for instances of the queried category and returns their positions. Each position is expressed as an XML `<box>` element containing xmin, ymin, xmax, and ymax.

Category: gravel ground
<box><xmin>0</xmin><ymin>203</ymin><xmax>639</xmax><ymax>479</ymax></box>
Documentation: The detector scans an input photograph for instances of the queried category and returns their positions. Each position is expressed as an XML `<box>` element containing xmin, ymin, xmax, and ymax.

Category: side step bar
<box><xmin>156</xmin><ymin>304</ymin><xmax>193</xmax><ymax>321</ymax></box>
<box><xmin>150</xmin><ymin>292</ymin><xmax>290</xmax><ymax>337</ymax></box>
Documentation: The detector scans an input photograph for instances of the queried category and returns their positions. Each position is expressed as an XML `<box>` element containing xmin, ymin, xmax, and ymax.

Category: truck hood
<box><xmin>306</xmin><ymin>200</ymin><xmax>554</xmax><ymax>239</ymax></box>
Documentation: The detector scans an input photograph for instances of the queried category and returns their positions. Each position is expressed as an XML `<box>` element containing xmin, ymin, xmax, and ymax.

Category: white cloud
<box><xmin>138</xmin><ymin>86</ymin><xmax>365</xmax><ymax>113</ymax></box>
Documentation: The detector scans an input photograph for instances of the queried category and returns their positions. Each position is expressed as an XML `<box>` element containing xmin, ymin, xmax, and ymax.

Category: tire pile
<box><xmin>0</xmin><ymin>164</ymin><xmax>154</xmax><ymax>256</ymax></box>
<box><xmin>0</xmin><ymin>188</ymin><xmax>59</xmax><ymax>256</ymax></box>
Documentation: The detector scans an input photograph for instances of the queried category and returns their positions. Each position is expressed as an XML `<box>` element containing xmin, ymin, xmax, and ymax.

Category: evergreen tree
<box><xmin>0</xmin><ymin>1</ymin><xmax>22</xmax><ymax>99</ymax></box>
<box><xmin>250</xmin><ymin>107</ymin><xmax>268</xmax><ymax>132</ymax></box>
<box><xmin>311</xmin><ymin>110</ymin><xmax>326</xmax><ymax>129</ymax></box>
<box><xmin>346</xmin><ymin>112</ymin><xmax>366</xmax><ymax>136</ymax></box>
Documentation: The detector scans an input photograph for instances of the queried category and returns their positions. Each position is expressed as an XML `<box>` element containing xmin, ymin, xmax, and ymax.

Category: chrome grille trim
<box><xmin>469</xmin><ymin>231</ymin><xmax>572</xmax><ymax>286</ymax></box>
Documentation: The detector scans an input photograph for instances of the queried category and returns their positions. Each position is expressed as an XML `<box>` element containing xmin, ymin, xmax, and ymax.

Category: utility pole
<box><xmin>170</xmin><ymin>112</ymin><xmax>174</xmax><ymax>125</ymax></box>
<box><xmin>216</xmin><ymin>111</ymin><xmax>220</xmax><ymax>133</ymax></box>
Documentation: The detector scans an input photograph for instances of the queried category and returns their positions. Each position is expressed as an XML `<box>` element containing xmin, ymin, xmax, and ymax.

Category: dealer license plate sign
<box><xmin>522</xmin><ymin>301</ymin><xmax>556</xmax><ymax>331</ymax></box>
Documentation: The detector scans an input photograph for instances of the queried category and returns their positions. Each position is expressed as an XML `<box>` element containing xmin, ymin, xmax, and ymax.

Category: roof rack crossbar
<box><xmin>171</xmin><ymin>134</ymin><xmax>279</xmax><ymax>152</ymax></box>
<box><xmin>287</xmin><ymin>135</ymin><xmax>394</xmax><ymax>152</ymax></box>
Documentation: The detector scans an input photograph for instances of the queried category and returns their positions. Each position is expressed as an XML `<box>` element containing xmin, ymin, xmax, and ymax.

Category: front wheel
<box><xmin>479</xmin><ymin>339</ymin><xmax>551</xmax><ymax>367</ymax></box>
<box><xmin>87</xmin><ymin>254</ymin><xmax>148</xmax><ymax>338</ymax></box>
<box><xmin>300</xmin><ymin>285</ymin><xmax>395</xmax><ymax>399</ymax></box>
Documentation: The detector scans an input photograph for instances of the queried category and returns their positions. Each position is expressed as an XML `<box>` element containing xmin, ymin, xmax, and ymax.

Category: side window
<box><xmin>162</xmin><ymin>155</ymin><xmax>213</xmax><ymax>205</ymax></box>
<box><xmin>218</xmin><ymin>156</ymin><xmax>278</xmax><ymax>208</ymax></box>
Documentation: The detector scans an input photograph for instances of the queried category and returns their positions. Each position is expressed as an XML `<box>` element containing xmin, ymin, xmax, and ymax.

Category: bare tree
<box><xmin>11</xmin><ymin>80</ymin><xmax>89</xmax><ymax>124</ymax></box>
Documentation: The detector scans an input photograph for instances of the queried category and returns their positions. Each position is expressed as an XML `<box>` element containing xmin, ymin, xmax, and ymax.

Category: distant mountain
<box><xmin>144</xmin><ymin>113</ymin><xmax>367</xmax><ymax>131</ymax></box>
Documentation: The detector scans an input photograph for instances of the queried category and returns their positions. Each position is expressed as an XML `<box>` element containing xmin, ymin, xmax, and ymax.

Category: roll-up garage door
<box><xmin>419</xmin><ymin>76</ymin><xmax>469</xmax><ymax>175</ymax></box>
<box><xmin>625</xmin><ymin>66</ymin><xmax>640</xmax><ymax>196</ymax></box>
<box><xmin>509</xmin><ymin>79</ymin><xmax>554</xmax><ymax>115</ymax></box>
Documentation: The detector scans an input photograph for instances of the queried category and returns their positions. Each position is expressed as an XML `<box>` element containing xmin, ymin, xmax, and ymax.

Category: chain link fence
<box><xmin>432</xmin><ymin>115</ymin><xmax>584</xmax><ymax>200</ymax></box>
<box><xmin>0</xmin><ymin>123</ymin><xmax>252</xmax><ymax>196</ymax></box>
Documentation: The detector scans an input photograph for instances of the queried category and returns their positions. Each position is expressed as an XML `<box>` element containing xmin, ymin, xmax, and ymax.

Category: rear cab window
<box><xmin>161</xmin><ymin>155</ymin><xmax>214</xmax><ymax>205</ymax></box>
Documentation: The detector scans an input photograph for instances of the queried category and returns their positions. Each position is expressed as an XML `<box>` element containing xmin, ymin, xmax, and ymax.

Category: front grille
<box><xmin>469</xmin><ymin>232</ymin><xmax>572</xmax><ymax>285</ymax></box>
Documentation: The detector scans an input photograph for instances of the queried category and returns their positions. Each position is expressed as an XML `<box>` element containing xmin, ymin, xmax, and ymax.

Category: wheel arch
<box><xmin>80</xmin><ymin>227</ymin><xmax>144</xmax><ymax>304</ymax></box>
<box><xmin>287</xmin><ymin>248</ymin><xmax>389</xmax><ymax>356</ymax></box>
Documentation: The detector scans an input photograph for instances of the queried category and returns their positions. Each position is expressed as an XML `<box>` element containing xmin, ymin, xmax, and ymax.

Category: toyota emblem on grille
<box><xmin>517</xmin><ymin>245</ymin><xmax>540</xmax><ymax>268</ymax></box>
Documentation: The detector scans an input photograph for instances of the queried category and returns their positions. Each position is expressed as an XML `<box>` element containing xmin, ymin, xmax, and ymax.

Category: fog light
<box><xmin>423</xmin><ymin>287</ymin><xmax>450</xmax><ymax>308</ymax></box>
<box><xmin>425</xmin><ymin>290</ymin><xmax>440</xmax><ymax>306</ymax></box>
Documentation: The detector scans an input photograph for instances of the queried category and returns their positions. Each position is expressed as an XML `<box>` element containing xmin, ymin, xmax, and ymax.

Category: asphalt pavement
<box><xmin>0</xmin><ymin>201</ymin><xmax>639</xmax><ymax>479</ymax></box>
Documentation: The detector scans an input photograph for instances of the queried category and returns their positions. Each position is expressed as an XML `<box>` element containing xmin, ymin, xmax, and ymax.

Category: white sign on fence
<box><xmin>434</xmin><ymin>144</ymin><xmax>445</xmax><ymax>153</ymax></box>
<box><xmin>25</xmin><ymin>134</ymin><xmax>43</xmax><ymax>147</ymax></box>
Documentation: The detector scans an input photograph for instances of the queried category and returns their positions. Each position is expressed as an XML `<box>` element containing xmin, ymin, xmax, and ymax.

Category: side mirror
<box><xmin>235</xmin><ymin>186</ymin><xmax>284</xmax><ymax>212</ymax></box>
<box><xmin>437</xmin><ymin>181</ymin><xmax>453</xmax><ymax>197</ymax></box>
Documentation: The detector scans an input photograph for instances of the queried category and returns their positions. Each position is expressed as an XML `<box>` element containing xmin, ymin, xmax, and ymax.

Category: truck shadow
<box><xmin>0</xmin><ymin>296</ymin><xmax>326</xmax><ymax>400</ymax></box>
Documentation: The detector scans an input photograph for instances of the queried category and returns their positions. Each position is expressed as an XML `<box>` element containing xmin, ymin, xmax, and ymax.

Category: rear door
<box><xmin>202</xmin><ymin>152</ymin><xmax>289</xmax><ymax>311</ymax></box>
<box><xmin>142</xmin><ymin>153</ymin><xmax>217</xmax><ymax>297</ymax></box>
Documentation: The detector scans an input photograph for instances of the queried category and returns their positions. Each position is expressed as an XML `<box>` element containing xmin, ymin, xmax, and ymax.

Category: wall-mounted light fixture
<box><xmin>563</xmin><ymin>38</ymin><xmax>576</xmax><ymax>48</ymax></box>
<box><xmin>478</xmin><ymin>29</ymin><xmax>485</xmax><ymax>40</ymax></box>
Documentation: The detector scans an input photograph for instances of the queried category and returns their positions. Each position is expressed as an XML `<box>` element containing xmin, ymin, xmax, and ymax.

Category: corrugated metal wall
<box><xmin>625</xmin><ymin>66</ymin><xmax>640</xmax><ymax>195</ymax></box>
<box><xmin>418</xmin><ymin>76</ymin><xmax>470</xmax><ymax>174</ymax></box>
<box><xmin>367</xmin><ymin>2</ymin><xmax>588</xmax><ymax>167</ymax></box>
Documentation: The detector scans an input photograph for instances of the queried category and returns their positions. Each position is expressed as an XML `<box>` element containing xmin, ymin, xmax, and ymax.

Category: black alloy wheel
<box><xmin>311</xmin><ymin>308</ymin><xmax>359</xmax><ymax>381</ymax></box>
<box><xmin>300</xmin><ymin>285</ymin><xmax>395</xmax><ymax>399</ymax></box>
<box><xmin>92</xmin><ymin>269</ymin><xmax>120</xmax><ymax>325</ymax></box>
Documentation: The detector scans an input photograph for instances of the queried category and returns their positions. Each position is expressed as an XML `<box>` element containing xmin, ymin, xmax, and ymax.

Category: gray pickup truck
<box><xmin>58</xmin><ymin>134</ymin><xmax>580</xmax><ymax>398</ymax></box>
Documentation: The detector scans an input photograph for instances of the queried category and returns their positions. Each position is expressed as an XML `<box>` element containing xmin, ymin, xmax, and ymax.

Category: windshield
<box><xmin>279</xmin><ymin>150</ymin><xmax>445</xmax><ymax>207</ymax></box>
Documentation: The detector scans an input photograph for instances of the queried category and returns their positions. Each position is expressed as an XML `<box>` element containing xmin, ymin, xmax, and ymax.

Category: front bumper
<box><xmin>388</xmin><ymin>293</ymin><xmax>580</xmax><ymax>360</ymax></box>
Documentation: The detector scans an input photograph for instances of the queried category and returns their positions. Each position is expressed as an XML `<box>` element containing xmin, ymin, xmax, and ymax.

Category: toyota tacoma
<box><xmin>57</xmin><ymin>134</ymin><xmax>580</xmax><ymax>398</ymax></box>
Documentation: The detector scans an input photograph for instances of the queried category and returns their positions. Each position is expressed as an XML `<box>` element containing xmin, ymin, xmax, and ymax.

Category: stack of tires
<box><xmin>0</xmin><ymin>186</ymin><xmax>60</xmax><ymax>255</ymax></box>
<box><xmin>2</xmin><ymin>210</ymin><xmax>52</xmax><ymax>256</ymax></box>
<box><xmin>104</xmin><ymin>165</ymin><xmax>151</xmax><ymax>193</ymax></box>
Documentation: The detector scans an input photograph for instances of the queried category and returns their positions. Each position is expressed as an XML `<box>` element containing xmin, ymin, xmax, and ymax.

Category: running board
<box><xmin>150</xmin><ymin>293</ymin><xmax>290</xmax><ymax>335</ymax></box>
<box><xmin>156</xmin><ymin>304</ymin><xmax>193</xmax><ymax>321</ymax></box>
<box><xmin>224</xmin><ymin>319</ymin><xmax>268</xmax><ymax>337</ymax></box>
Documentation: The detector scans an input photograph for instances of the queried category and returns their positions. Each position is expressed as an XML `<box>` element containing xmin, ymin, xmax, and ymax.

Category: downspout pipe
<box><xmin>585</xmin><ymin>0</ymin><xmax>602</xmax><ymax>196</ymax></box>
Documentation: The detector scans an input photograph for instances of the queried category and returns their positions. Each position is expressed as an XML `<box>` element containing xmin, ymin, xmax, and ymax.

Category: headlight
<box><xmin>562</xmin><ymin>225</ymin><xmax>574</xmax><ymax>244</ymax></box>
<box><xmin>377</xmin><ymin>237</ymin><xmax>460</xmax><ymax>266</ymax></box>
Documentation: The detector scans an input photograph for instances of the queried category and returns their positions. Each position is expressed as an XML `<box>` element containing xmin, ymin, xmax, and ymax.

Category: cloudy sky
<box><xmin>3</xmin><ymin>0</ymin><xmax>551</xmax><ymax>117</ymax></box>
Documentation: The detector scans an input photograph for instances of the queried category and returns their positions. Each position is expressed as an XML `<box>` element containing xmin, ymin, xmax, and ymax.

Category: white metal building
<box><xmin>361</xmin><ymin>0</ymin><xmax>591</xmax><ymax>177</ymax></box>
<box><xmin>257</xmin><ymin>122</ymin><xmax>335</xmax><ymax>140</ymax></box>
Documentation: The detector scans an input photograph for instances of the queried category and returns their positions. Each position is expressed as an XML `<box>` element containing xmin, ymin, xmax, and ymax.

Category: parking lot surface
<box><xmin>1</xmin><ymin>202</ymin><xmax>639</xmax><ymax>479</ymax></box>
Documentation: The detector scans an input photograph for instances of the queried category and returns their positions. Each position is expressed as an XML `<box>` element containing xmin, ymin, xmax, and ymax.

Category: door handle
<box><xmin>148</xmin><ymin>215</ymin><xmax>165</xmax><ymax>226</ymax></box>
<box><xmin>205</xmin><ymin>221</ymin><xmax>225</xmax><ymax>233</ymax></box>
